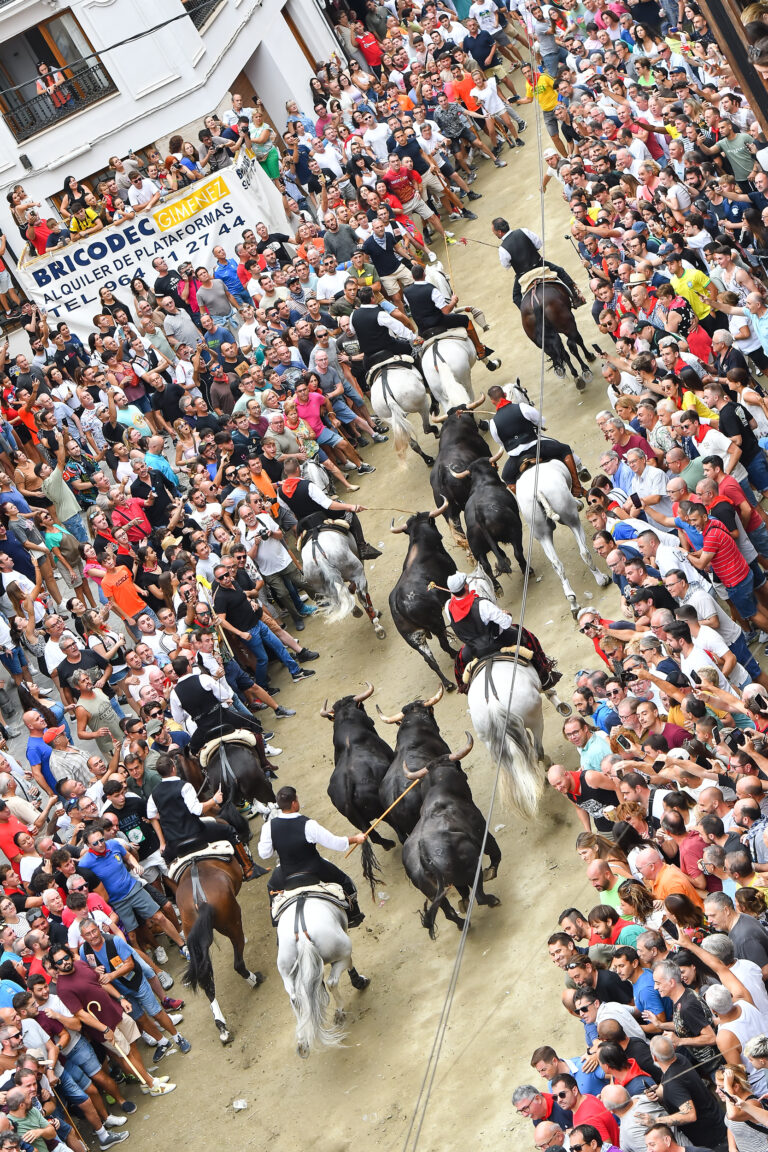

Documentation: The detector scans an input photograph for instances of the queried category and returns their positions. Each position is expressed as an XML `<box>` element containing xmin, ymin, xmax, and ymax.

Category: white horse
<box><xmin>301</xmin><ymin>526</ymin><xmax>386</xmax><ymax>638</ymax></box>
<box><xmin>370</xmin><ymin>363</ymin><xmax>439</xmax><ymax>467</ymax></box>
<box><xmin>276</xmin><ymin>893</ymin><xmax>369</xmax><ymax>1057</ymax></box>
<box><xmin>421</xmin><ymin>335</ymin><xmax>476</xmax><ymax>412</ymax></box>
<box><xmin>301</xmin><ymin>457</ymin><xmax>334</xmax><ymax>497</ymax></box>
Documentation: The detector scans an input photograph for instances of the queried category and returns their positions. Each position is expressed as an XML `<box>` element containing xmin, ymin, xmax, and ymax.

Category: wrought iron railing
<box><xmin>2</xmin><ymin>61</ymin><xmax>117</xmax><ymax>143</ymax></box>
<box><xmin>186</xmin><ymin>0</ymin><xmax>225</xmax><ymax>30</ymax></box>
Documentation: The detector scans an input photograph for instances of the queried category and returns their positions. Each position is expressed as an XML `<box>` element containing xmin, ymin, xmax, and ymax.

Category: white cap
<box><xmin>447</xmin><ymin>572</ymin><xmax>468</xmax><ymax>594</ymax></box>
<box><xmin>543</xmin><ymin>147</ymin><xmax>558</xmax><ymax>159</ymax></box>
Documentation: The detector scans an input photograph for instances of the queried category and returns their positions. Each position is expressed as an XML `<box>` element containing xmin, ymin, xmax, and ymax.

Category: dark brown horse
<box><xmin>504</xmin><ymin>228</ymin><xmax>597</xmax><ymax>389</ymax></box>
<box><xmin>180</xmin><ymin>833</ymin><xmax>265</xmax><ymax>1045</ymax></box>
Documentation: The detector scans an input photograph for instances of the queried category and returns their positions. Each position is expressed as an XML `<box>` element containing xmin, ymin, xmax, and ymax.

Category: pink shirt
<box><xmin>296</xmin><ymin>392</ymin><xmax>327</xmax><ymax>437</ymax></box>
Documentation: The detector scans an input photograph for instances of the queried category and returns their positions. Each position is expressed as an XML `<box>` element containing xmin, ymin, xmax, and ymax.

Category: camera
<box><xmin>257</xmin><ymin>527</ymin><xmax>270</xmax><ymax>540</ymax></box>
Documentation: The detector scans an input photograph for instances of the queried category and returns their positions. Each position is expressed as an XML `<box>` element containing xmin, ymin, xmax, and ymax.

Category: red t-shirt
<box><xmin>27</xmin><ymin>221</ymin><xmax>52</xmax><ymax>256</ymax></box>
<box><xmin>573</xmin><ymin>1096</ymin><xmax>621</xmax><ymax>1145</ymax></box>
<box><xmin>357</xmin><ymin>31</ymin><xmax>383</xmax><ymax>67</ymax></box>
<box><xmin>613</xmin><ymin>432</ymin><xmax>654</xmax><ymax>461</ymax></box>
<box><xmin>382</xmin><ymin>166</ymin><xmax>422</xmax><ymax>205</ymax></box>
<box><xmin>0</xmin><ymin>815</ymin><xmax>31</xmax><ymax>874</ymax></box>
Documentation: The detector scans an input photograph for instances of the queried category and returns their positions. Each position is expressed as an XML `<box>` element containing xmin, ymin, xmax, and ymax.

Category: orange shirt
<box><xmin>651</xmin><ymin>863</ymin><xmax>704</xmax><ymax>909</ymax></box>
<box><xmin>445</xmin><ymin>75</ymin><xmax>480</xmax><ymax>113</ymax></box>
<box><xmin>101</xmin><ymin>566</ymin><xmax>147</xmax><ymax>620</ymax></box>
<box><xmin>249</xmin><ymin>467</ymin><xmax>279</xmax><ymax>517</ymax></box>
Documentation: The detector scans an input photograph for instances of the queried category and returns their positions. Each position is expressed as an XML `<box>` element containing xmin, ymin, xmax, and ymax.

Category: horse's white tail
<box><xmin>487</xmin><ymin>708</ymin><xmax>543</xmax><ymax>821</ymax></box>
<box><xmin>435</xmin><ymin>357</ymin><xmax>469</xmax><ymax>411</ymax></box>
<box><xmin>291</xmin><ymin>935</ymin><xmax>345</xmax><ymax>1052</ymax></box>
<box><xmin>388</xmin><ymin>400</ymin><xmax>414</xmax><ymax>462</ymax></box>
<box><xmin>306</xmin><ymin>547</ymin><xmax>356</xmax><ymax>623</ymax></box>
<box><xmin>536</xmin><ymin>492</ymin><xmax>560</xmax><ymax>523</ymax></box>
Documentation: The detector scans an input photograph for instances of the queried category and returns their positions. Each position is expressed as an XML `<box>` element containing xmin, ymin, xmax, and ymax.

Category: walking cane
<box><xmin>50</xmin><ymin>1080</ymin><xmax>86</xmax><ymax>1146</ymax></box>
<box><xmin>87</xmin><ymin>1003</ymin><xmax>150</xmax><ymax>1088</ymax></box>
<box><xmin>343</xmin><ymin>779</ymin><xmax>422</xmax><ymax>858</ymax></box>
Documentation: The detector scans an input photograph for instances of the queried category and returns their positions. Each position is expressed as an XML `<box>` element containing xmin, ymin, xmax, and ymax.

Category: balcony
<box><xmin>184</xmin><ymin>0</ymin><xmax>225</xmax><ymax>30</ymax></box>
<box><xmin>2</xmin><ymin>61</ymin><xmax>117</xmax><ymax>143</ymax></box>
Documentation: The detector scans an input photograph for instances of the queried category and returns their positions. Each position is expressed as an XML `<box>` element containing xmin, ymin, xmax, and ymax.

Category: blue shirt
<box><xmin>79</xmin><ymin>840</ymin><xmax>137</xmax><ymax>902</ymax></box>
<box><xmin>144</xmin><ymin>452</ymin><xmax>179</xmax><ymax>489</ymax></box>
<box><xmin>614</xmin><ymin>460</ymin><xmax>635</xmax><ymax>493</ymax></box>
<box><xmin>79</xmin><ymin>934</ymin><xmax>146</xmax><ymax>996</ymax></box>
<box><xmin>579</xmin><ymin>730</ymin><xmax>611</xmax><ymax>773</ymax></box>
<box><xmin>0</xmin><ymin>979</ymin><xmax>23</xmax><ymax>1008</ymax></box>
<box><xmin>549</xmin><ymin>1056</ymin><xmax>607</xmax><ymax>1098</ymax></box>
<box><xmin>214</xmin><ymin>259</ymin><xmax>246</xmax><ymax>299</ymax></box>
<box><xmin>203</xmin><ymin>325</ymin><xmax>234</xmax><ymax>357</ymax></box>
<box><xmin>592</xmin><ymin>701</ymin><xmax>620</xmax><ymax>734</ymax></box>
<box><xmin>25</xmin><ymin>737</ymin><xmax>56</xmax><ymax>793</ymax></box>
<box><xmin>1</xmin><ymin>489</ymin><xmax>31</xmax><ymax>515</ymax></box>
<box><xmin>632</xmin><ymin>966</ymin><xmax>667</xmax><ymax>1019</ymax></box>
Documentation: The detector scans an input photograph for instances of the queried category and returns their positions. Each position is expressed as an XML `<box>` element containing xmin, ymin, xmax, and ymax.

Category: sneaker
<box><xmin>265</xmin><ymin>744</ymin><xmax>283</xmax><ymax>757</ymax></box>
<box><xmin>356</xmin><ymin>436</ymin><xmax>370</xmax><ymax>447</ymax></box>
<box><xmin>4</xmin><ymin>726</ymin><xmax>20</xmax><ymax>738</ymax></box>
<box><xmin>372</xmin><ymin>432</ymin><xmax>388</xmax><ymax>443</ymax></box>
<box><xmin>291</xmin><ymin>669</ymin><xmax>316</xmax><ymax>683</ymax></box>
<box><xmin>515</xmin><ymin>138</ymin><xmax>526</xmax><ymax>147</ymax></box>
<box><xmin>461</xmin><ymin>209</ymin><xmax>478</xmax><ymax>220</ymax></box>
<box><xmin>357</xmin><ymin>463</ymin><xmax>375</xmax><ymax>474</ymax></box>
<box><xmin>162</xmin><ymin>996</ymin><xmax>184</xmax><ymax>1011</ymax></box>
<box><xmin>467</xmin><ymin>190</ymin><xmax>482</xmax><ymax>201</ymax></box>
<box><xmin>178</xmin><ymin>946</ymin><xmax>189</xmax><ymax>962</ymax></box>
<box><xmin>120</xmin><ymin>1102</ymin><xmax>137</xmax><ymax>1115</ymax></box>
<box><xmin>445</xmin><ymin>230</ymin><xmax>455</xmax><ymax>239</ymax></box>
<box><xmin>155</xmin><ymin>1040</ymin><xmax>177</xmax><ymax>1063</ymax></box>
<box><xmin>427</xmin><ymin>251</ymin><xmax>438</xmax><ymax>263</ymax></box>
<box><xmin>105</xmin><ymin>1117</ymin><xmax>127</xmax><ymax>1129</ymax></box>
<box><xmin>492</xmin><ymin>142</ymin><xmax>503</xmax><ymax>156</ymax></box>
<box><xmin>99</xmin><ymin>1133</ymin><xmax>129</xmax><ymax>1147</ymax></box>
<box><xmin>293</xmin><ymin>617</ymin><xmax>305</xmax><ymax>631</ymax></box>
<box><xmin>260</xmin><ymin>730</ymin><xmax>274</xmax><ymax>741</ymax></box>
<box><xmin>300</xmin><ymin>604</ymin><xmax>317</xmax><ymax>616</ymax></box>
<box><xmin>144</xmin><ymin>1081</ymin><xmax>177</xmax><ymax>1098</ymax></box>
<box><xmin>274</xmin><ymin>705</ymin><xmax>296</xmax><ymax>719</ymax></box>
<box><xmin>157</xmin><ymin>970</ymin><xmax>174</xmax><ymax>991</ymax></box>
<box><xmin>37</xmin><ymin>686</ymin><xmax>54</xmax><ymax>697</ymax></box>
<box><xmin>342</xmin><ymin>461</ymin><xmax>357</xmax><ymax>471</ymax></box>
<box><xmin>175</xmin><ymin>1035</ymin><xmax>191</xmax><ymax>1054</ymax></box>
<box><xmin>154</xmin><ymin>946</ymin><xmax>168</xmax><ymax>965</ymax></box>
<box><xmin>297</xmin><ymin>648</ymin><xmax>319</xmax><ymax>662</ymax></box>
<box><xmin>494</xmin><ymin>159</ymin><xmax>507</xmax><ymax>168</ymax></box>
<box><xmin>141</xmin><ymin>1032</ymin><xmax>158</xmax><ymax>1046</ymax></box>
<box><xmin>448</xmin><ymin>210</ymin><xmax>462</xmax><ymax>221</ymax></box>
<box><xmin>345</xmin><ymin>483</ymin><xmax>360</xmax><ymax>492</ymax></box>
<box><xmin>467</xmin><ymin>170</ymin><xmax>478</xmax><ymax>183</ymax></box>
<box><xmin>517</xmin><ymin>119</ymin><xmax>527</xmax><ymax>130</ymax></box>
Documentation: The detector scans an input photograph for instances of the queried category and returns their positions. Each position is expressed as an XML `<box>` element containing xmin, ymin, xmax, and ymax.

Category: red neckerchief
<box><xmin>567</xmin><ymin>770</ymin><xmax>581</xmax><ymax>797</ymax></box>
<box><xmin>493</xmin><ymin>398</ymin><xmax>511</xmax><ymax>409</ymax></box>
<box><xmin>692</xmin><ymin>425</ymin><xmax>709</xmax><ymax>444</ymax></box>
<box><xmin>281</xmin><ymin>476</ymin><xmax>301</xmax><ymax>497</ymax></box>
<box><xmin>449</xmin><ymin>589</ymin><xmax>478</xmax><ymax>621</ymax></box>
<box><xmin>611</xmin><ymin>1057</ymin><xmax>648</xmax><ymax>1087</ymax></box>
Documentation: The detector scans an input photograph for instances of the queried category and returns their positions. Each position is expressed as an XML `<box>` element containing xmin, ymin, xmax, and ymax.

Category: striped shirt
<box><xmin>701</xmin><ymin>517</ymin><xmax>750</xmax><ymax>587</ymax></box>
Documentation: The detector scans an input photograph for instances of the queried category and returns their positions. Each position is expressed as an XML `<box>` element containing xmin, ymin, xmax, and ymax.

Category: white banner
<box><xmin>16</xmin><ymin>158</ymin><xmax>286</xmax><ymax>340</ymax></box>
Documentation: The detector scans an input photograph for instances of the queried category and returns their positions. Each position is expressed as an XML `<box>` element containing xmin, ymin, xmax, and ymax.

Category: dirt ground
<box><xmin>124</xmin><ymin>119</ymin><xmax>623</xmax><ymax>1151</ymax></box>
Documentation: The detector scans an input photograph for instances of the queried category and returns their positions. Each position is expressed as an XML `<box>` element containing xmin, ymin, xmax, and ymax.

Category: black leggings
<box><xmin>162</xmin><ymin>818</ymin><xmax>238</xmax><ymax>864</ymax></box>
<box><xmin>269</xmin><ymin>857</ymin><xmax>356</xmax><ymax>897</ymax></box>
<box><xmin>501</xmin><ymin>438</ymin><xmax>571</xmax><ymax>485</ymax></box>
<box><xmin>421</xmin><ymin>314</ymin><xmax>470</xmax><ymax>336</ymax></box>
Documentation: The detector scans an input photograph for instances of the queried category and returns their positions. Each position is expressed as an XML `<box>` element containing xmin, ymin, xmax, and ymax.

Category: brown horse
<box><xmin>179</xmin><ymin>829</ymin><xmax>265</xmax><ymax>1045</ymax></box>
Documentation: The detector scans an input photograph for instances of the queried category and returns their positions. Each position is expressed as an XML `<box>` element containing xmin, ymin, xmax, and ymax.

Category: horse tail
<box><xmin>491</xmin><ymin>709</ymin><xmax>543</xmax><ymax>821</ymax></box>
<box><xmin>311</xmin><ymin>548</ymin><xmax>356</xmax><ymax>623</ymax></box>
<box><xmin>435</xmin><ymin>356</ymin><xmax>469</xmax><ymax>410</ymax></box>
<box><xmin>360</xmin><ymin>839</ymin><xmax>382</xmax><ymax>900</ymax></box>
<box><xmin>292</xmin><ymin>934</ymin><xmax>345</xmax><ymax>1051</ymax></box>
<box><xmin>388</xmin><ymin>400</ymin><xmax>413</xmax><ymax>463</ymax></box>
<box><xmin>184</xmin><ymin>903</ymin><xmax>216</xmax><ymax>997</ymax></box>
<box><xmin>536</xmin><ymin>491</ymin><xmax>560</xmax><ymax>524</ymax></box>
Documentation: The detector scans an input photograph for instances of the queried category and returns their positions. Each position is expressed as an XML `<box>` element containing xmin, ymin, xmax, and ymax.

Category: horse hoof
<box><xmin>483</xmin><ymin>865</ymin><xmax>498</xmax><ymax>882</ymax></box>
<box><xmin>351</xmin><ymin>606</ymin><xmax>363</xmax><ymax>617</ymax></box>
<box><xmin>352</xmin><ymin>974</ymin><xmax>370</xmax><ymax>991</ymax></box>
<box><xmin>478</xmin><ymin>419</ymin><xmax>489</xmax><ymax>432</ymax></box>
<box><xmin>458</xmin><ymin>898</ymin><xmax>468</xmax><ymax>914</ymax></box>
<box><xmin>247</xmin><ymin>971</ymin><xmax>264</xmax><ymax>988</ymax></box>
<box><xmin>485</xmin><ymin>895</ymin><xmax>501</xmax><ymax>908</ymax></box>
<box><xmin>575</xmin><ymin>376</ymin><xmax>586</xmax><ymax>392</ymax></box>
<box><xmin>597</xmin><ymin>573</ymin><xmax>611</xmax><ymax>587</ymax></box>
<box><xmin>334</xmin><ymin>1008</ymin><xmax>346</xmax><ymax>1024</ymax></box>
<box><xmin>569</xmin><ymin>602</ymin><xmax>580</xmax><ymax>620</ymax></box>
<box><xmin>553</xmin><ymin>365</ymin><xmax>566</xmax><ymax>378</ymax></box>
<box><xmin>374</xmin><ymin>625</ymin><xmax>387</xmax><ymax>639</ymax></box>
<box><xmin>582</xmin><ymin>368</ymin><xmax>593</xmax><ymax>383</ymax></box>
<box><xmin>297</xmin><ymin>1043</ymin><xmax>310</xmax><ymax>1059</ymax></box>
<box><xmin>219</xmin><ymin>1030</ymin><xmax>233</xmax><ymax>1045</ymax></box>
<box><xmin>555</xmin><ymin>701</ymin><xmax>572</xmax><ymax>717</ymax></box>
<box><xmin>445</xmin><ymin>681</ymin><xmax>457</xmax><ymax>692</ymax></box>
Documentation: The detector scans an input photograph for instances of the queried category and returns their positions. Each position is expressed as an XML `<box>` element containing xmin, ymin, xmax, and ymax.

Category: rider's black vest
<box><xmin>352</xmin><ymin>306</ymin><xmax>403</xmax><ymax>358</ymax></box>
<box><xmin>492</xmin><ymin>403</ymin><xmax>538</xmax><ymax>452</ymax></box>
<box><xmin>501</xmin><ymin>229</ymin><xmax>541</xmax><ymax>269</ymax></box>
<box><xmin>270</xmin><ymin>814</ymin><xmax>322</xmax><ymax>880</ymax></box>
<box><xmin>150</xmin><ymin>777</ymin><xmax>206</xmax><ymax>845</ymax></box>
<box><xmin>279</xmin><ymin>478</ymin><xmax>325</xmax><ymax>522</ymax></box>
<box><xmin>403</xmin><ymin>282</ymin><xmax>444</xmax><ymax>330</ymax></box>
<box><xmin>449</xmin><ymin>596</ymin><xmax>500</xmax><ymax>658</ymax></box>
<box><xmin>173</xmin><ymin>673</ymin><xmax>221</xmax><ymax>720</ymax></box>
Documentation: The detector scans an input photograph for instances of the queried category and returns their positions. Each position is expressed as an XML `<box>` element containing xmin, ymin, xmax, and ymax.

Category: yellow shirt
<box><xmin>68</xmin><ymin>208</ymin><xmax>99</xmax><ymax>233</ymax></box>
<box><xmin>670</xmin><ymin>269</ymin><xmax>712</xmax><ymax>319</ymax></box>
<box><xmin>525</xmin><ymin>72</ymin><xmax>559</xmax><ymax>111</ymax></box>
<box><xmin>681</xmin><ymin>392</ymin><xmax>719</xmax><ymax>423</ymax></box>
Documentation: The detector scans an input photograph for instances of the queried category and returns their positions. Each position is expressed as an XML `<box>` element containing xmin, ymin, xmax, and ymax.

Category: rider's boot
<box><xmin>564</xmin><ymin>453</ymin><xmax>587</xmax><ymax>499</ymax></box>
<box><xmin>466</xmin><ymin>318</ymin><xmax>501</xmax><ymax>370</ymax></box>
<box><xmin>535</xmin><ymin>654</ymin><xmax>563</xmax><ymax>692</ymax></box>
<box><xmin>346</xmin><ymin>896</ymin><xmax>366</xmax><ymax>928</ymax></box>
<box><xmin>234</xmin><ymin>840</ymin><xmax>265</xmax><ymax>882</ymax></box>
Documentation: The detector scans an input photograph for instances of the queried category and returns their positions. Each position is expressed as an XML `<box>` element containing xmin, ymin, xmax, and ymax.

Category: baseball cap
<box><xmin>447</xmin><ymin>572</ymin><xmax>467</xmax><ymax>594</ymax></box>
<box><xmin>657</xmin><ymin>242</ymin><xmax>675</xmax><ymax>256</ymax></box>
<box><xmin>631</xmin><ymin>221</ymin><xmax>648</xmax><ymax>233</ymax></box>
<box><xmin>147</xmin><ymin>719</ymin><xmax>165</xmax><ymax>737</ymax></box>
<box><xmin>43</xmin><ymin>725</ymin><xmax>66</xmax><ymax>745</ymax></box>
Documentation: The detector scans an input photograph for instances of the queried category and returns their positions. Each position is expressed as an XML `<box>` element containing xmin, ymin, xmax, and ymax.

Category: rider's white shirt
<box><xmin>445</xmin><ymin>595</ymin><xmax>514</xmax><ymax>631</ymax></box>
<box><xmin>169</xmin><ymin>671</ymin><xmax>229</xmax><ymax>733</ymax></box>
<box><xmin>489</xmin><ymin>402</ymin><xmax>544</xmax><ymax>455</ymax></box>
<box><xmin>147</xmin><ymin>778</ymin><xmax>201</xmax><ymax>820</ymax></box>
<box><xmin>257</xmin><ymin>810</ymin><xmax>349</xmax><ymax>859</ymax></box>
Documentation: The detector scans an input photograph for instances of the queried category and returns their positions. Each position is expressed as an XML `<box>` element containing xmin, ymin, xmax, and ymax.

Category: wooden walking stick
<box><xmin>343</xmin><ymin>778</ymin><xmax>422</xmax><ymax>858</ymax></box>
<box><xmin>87</xmin><ymin>1003</ymin><xmax>150</xmax><ymax>1087</ymax></box>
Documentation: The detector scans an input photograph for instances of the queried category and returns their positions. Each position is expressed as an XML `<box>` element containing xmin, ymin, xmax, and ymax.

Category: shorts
<box><xmin>745</xmin><ymin>451</ymin><xmax>768</xmax><ymax>493</ymax></box>
<box><xmin>66</xmin><ymin>1035</ymin><xmax>102</xmax><ymax>1081</ymax></box>
<box><xmin>57</xmin><ymin>1062</ymin><xmax>89</xmax><ymax>1106</ymax></box>
<box><xmin>380</xmin><ymin>264</ymin><xmax>415</xmax><ymax>296</ymax></box>
<box><xmin>111</xmin><ymin>881</ymin><xmax>163</xmax><ymax>931</ymax></box>
<box><xmin>102</xmin><ymin>1015</ymin><xmax>140</xmax><ymax>1057</ymax></box>
<box><xmin>317</xmin><ymin>425</ymin><xmax>343</xmax><ymax>448</ymax></box>
<box><xmin>0</xmin><ymin>645</ymin><xmax>27</xmax><ymax>677</ymax></box>
<box><xmin>543</xmin><ymin>109</ymin><xmax>560</xmax><ymax>136</ymax></box>
<box><xmin>749</xmin><ymin>520</ymin><xmax>768</xmax><ymax>558</ymax></box>
<box><xmin>483</xmin><ymin>64</ymin><xmax>507</xmax><ymax>82</ymax></box>
<box><xmin>0</xmin><ymin>270</ymin><xmax>10</xmax><ymax>295</ymax></box>
<box><xmin>140</xmin><ymin>848</ymin><xmax>167</xmax><ymax>882</ymax></box>
<box><xmin>449</xmin><ymin>128</ymin><xmax>476</xmax><ymax>153</ymax></box>
<box><xmin>400</xmin><ymin>193</ymin><xmax>434</xmax><ymax>222</ymax></box>
<box><xmin>331</xmin><ymin>399</ymin><xmax>356</xmax><ymax>425</ymax></box>
<box><xmin>421</xmin><ymin>170</ymin><xmax>445</xmax><ymax>199</ymax></box>
<box><xmin>727</xmin><ymin>571</ymin><xmax>758</xmax><ymax>620</ymax></box>
<box><xmin>123</xmin><ymin>976</ymin><xmax>162</xmax><ymax>1020</ymax></box>
<box><xmin>492</xmin><ymin>29</ymin><xmax>512</xmax><ymax>45</ymax></box>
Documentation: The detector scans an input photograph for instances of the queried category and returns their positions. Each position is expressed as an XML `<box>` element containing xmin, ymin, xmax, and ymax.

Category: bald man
<box><xmin>600</xmin><ymin>1084</ymin><xmax>670</xmax><ymax>1152</ymax></box>
<box><xmin>533</xmin><ymin>1121</ymin><xmax>567</xmax><ymax>1151</ymax></box>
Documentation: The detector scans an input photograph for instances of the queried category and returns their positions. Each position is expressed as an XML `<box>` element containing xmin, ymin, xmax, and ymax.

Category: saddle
<box><xmin>271</xmin><ymin>881</ymin><xmax>348</xmax><ymax>924</ymax></box>
<box><xmin>462</xmin><ymin>645</ymin><xmax>534</xmax><ymax>686</ymax></box>
<box><xmin>198</xmin><ymin>728</ymin><xmax>258</xmax><ymax>768</ymax></box>
<box><xmin>297</xmin><ymin>516</ymin><xmax>351</xmax><ymax>551</ymax></box>
<box><xmin>518</xmin><ymin>266</ymin><xmax>561</xmax><ymax>296</ymax></box>
<box><xmin>366</xmin><ymin>355</ymin><xmax>417</xmax><ymax>389</ymax></box>
<box><xmin>168</xmin><ymin>840</ymin><xmax>235</xmax><ymax>884</ymax></box>
<box><xmin>419</xmin><ymin>329</ymin><xmax>473</xmax><ymax>353</ymax></box>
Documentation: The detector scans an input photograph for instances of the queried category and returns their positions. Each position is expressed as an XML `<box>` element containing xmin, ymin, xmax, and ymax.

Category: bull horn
<box><xmin>432</xmin><ymin>412</ymin><xmax>448</xmax><ymax>424</ymax></box>
<box><xmin>449</xmin><ymin>731</ymin><xmax>474</xmax><ymax>761</ymax></box>
<box><xmin>376</xmin><ymin>704</ymin><xmax>404</xmax><ymax>724</ymax></box>
<box><xmin>489</xmin><ymin>447</ymin><xmax>504</xmax><ymax>465</ymax></box>
<box><xmin>449</xmin><ymin>466</ymin><xmax>471</xmax><ymax>480</ymax></box>
<box><xmin>465</xmin><ymin>392</ymin><xmax>486</xmax><ymax>411</ymax></box>
<box><xmin>422</xmin><ymin>685</ymin><xmax>444</xmax><ymax>709</ymax></box>
<box><xmin>354</xmin><ymin>681</ymin><xmax>374</xmax><ymax>703</ymax></box>
<box><xmin>428</xmin><ymin>497</ymin><xmax>449</xmax><ymax>519</ymax></box>
<box><xmin>390</xmin><ymin>517</ymin><xmax>408</xmax><ymax>534</ymax></box>
<box><xmin>320</xmin><ymin>700</ymin><xmax>335</xmax><ymax>719</ymax></box>
<box><xmin>403</xmin><ymin>760</ymin><xmax>428</xmax><ymax>781</ymax></box>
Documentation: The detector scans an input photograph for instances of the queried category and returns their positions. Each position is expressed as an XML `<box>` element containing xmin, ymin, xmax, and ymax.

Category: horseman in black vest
<box><xmin>169</xmin><ymin>653</ymin><xmax>269</xmax><ymax>758</ymax></box>
<box><xmin>445</xmin><ymin>572</ymin><xmax>561</xmax><ymax>693</ymax></box>
<box><xmin>491</xmin><ymin>218</ymin><xmax>585</xmax><ymax>311</ymax></box>
<box><xmin>257</xmin><ymin>785</ymin><xmax>366</xmax><ymax>927</ymax></box>
<box><xmin>403</xmin><ymin>264</ymin><xmax>501</xmax><ymax>370</ymax></box>
<box><xmin>487</xmin><ymin>385</ymin><xmax>587</xmax><ymax>496</ymax></box>
<box><xmin>348</xmin><ymin>285</ymin><xmax>419</xmax><ymax>376</ymax></box>
<box><xmin>147</xmin><ymin>757</ymin><xmax>260</xmax><ymax>880</ymax></box>
<box><xmin>278</xmin><ymin>456</ymin><xmax>381</xmax><ymax>560</ymax></box>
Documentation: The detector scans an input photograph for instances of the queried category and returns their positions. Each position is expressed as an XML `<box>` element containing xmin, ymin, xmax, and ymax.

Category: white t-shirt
<box><xmin>127</xmin><ymin>178</ymin><xmax>160</xmax><ymax>207</ymax></box>
<box><xmin>470</xmin><ymin>78</ymin><xmax>506</xmax><ymax>117</ymax></box>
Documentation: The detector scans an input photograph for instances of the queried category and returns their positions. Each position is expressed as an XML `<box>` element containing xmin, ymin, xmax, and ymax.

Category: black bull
<box><xmin>376</xmin><ymin>691</ymin><xmax>451</xmax><ymax>844</ymax></box>
<box><xmin>504</xmin><ymin>228</ymin><xmax>597</xmax><ymax>385</ymax></box>
<box><xmin>449</xmin><ymin>457</ymin><xmax>529</xmax><ymax>589</ymax></box>
<box><xmin>401</xmin><ymin>739</ymin><xmax>501</xmax><ymax>938</ymax></box>
<box><xmin>429</xmin><ymin>404</ymin><xmax>490</xmax><ymax>536</ymax></box>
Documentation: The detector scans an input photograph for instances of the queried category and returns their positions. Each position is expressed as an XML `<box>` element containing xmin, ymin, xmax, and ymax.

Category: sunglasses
<box><xmin>571</xmin><ymin>1144</ymin><xmax>587</xmax><ymax>1151</ymax></box>
<box><xmin>575</xmin><ymin>1005</ymin><xmax>591</xmax><ymax>1015</ymax></box>
<box><xmin>555</xmin><ymin>1090</ymin><xmax>571</xmax><ymax>1099</ymax></box>
<box><xmin>565</xmin><ymin>961</ymin><xmax>585</xmax><ymax>970</ymax></box>
<box><xmin>89</xmin><ymin>837</ymin><xmax>105</xmax><ymax>846</ymax></box>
